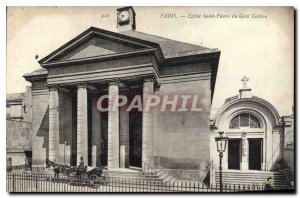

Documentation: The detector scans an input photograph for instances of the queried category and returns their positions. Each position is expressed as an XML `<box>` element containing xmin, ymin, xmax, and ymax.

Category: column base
<box><xmin>240</xmin><ymin>162</ymin><xmax>248</xmax><ymax>170</ymax></box>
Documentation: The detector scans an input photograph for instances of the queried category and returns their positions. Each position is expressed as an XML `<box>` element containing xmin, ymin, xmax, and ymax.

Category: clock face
<box><xmin>119</xmin><ymin>11</ymin><xmax>130</xmax><ymax>22</ymax></box>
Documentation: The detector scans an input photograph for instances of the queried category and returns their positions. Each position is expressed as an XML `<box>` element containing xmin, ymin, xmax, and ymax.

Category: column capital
<box><xmin>108</xmin><ymin>79</ymin><xmax>120</xmax><ymax>86</ymax></box>
<box><xmin>143</xmin><ymin>77</ymin><xmax>155</xmax><ymax>83</ymax></box>
<box><xmin>77</xmin><ymin>82</ymin><xmax>89</xmax><ymax>89</ymax></box>
<box><xmin>47</xmin><ymin>84</ymin><xmax>59</xmax><ymax>91</ymax></box>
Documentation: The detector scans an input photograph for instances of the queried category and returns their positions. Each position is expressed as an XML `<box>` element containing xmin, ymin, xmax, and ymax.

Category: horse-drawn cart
<box><xmin>47</xmin><ymin>159</ymin><xmax>109</xmax><ymax>187</ymax></box>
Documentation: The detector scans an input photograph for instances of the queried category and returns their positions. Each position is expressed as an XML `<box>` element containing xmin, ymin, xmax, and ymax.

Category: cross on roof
<box><xmin>241</xmin><ymin>76</ymin><xmax>249</xmax><ymax>87</ymax></box>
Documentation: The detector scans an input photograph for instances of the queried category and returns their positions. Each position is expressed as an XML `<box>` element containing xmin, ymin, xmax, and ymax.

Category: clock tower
<box><xmin>117</xmin><ymin>6</ymin><xmax>136</xmax><ymax>32</ymax></box>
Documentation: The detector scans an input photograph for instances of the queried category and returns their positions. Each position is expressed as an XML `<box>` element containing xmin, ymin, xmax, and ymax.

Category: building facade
<box><xmin>6</xmin><ymin>87</ymin><xmax>32</xmax><ymax>170</ymax></box>
<box><xmin>21</xmin><ymin>7</ymin><xmax>220</xmax><ymax>181</ymax></box>
<box><xmin>210</xmin><ymin>77</ymin><xmax>294</xmax><ymax>187</ymax></box>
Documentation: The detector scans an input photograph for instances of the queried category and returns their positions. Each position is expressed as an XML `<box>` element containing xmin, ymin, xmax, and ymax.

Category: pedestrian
<box><xmin>264</xmin><ymin>177</ymin><xmax>274</xmax><ymax>191</ymax></box>
<box><xmin>53</xmin><ymin>159</ymin><xmax>60</xmax><ymax>180</ymax></box>
<box><xmin>77</xmin><ymin>157</ymin><xmax>85</xmax><ymax>179</ymax></box>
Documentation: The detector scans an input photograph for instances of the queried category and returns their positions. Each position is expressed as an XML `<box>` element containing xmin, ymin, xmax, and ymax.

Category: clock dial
<box><xmin>119</xmin><ymin>11</ymin><xmax>130</xmax><ymax>22</ymax></box>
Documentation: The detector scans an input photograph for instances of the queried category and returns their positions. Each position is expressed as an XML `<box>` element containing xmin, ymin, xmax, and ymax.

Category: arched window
<box><xmin>229</xmin><ymin>113</ymin><xmax>261</xmax><ymax>129</ymax></box>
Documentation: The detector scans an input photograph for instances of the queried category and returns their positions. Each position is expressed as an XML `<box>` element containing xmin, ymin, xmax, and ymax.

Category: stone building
<box><xmin>6</xmin><ymin>87</ymin><xmax>32</xmax><ymax>170</ymax></box>
<box><xmin>21</xmin><ymin>7</ymin><xmax>220</xmax><ymax>181</ymax></box>
<box><xmin>210</xmin><ymin>77</ymin><xmax>294</xmax><ymax>188</ymax></box>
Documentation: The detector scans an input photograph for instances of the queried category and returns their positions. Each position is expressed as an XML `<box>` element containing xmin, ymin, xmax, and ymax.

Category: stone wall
<box><xmin>6</xmin><ymin>120</ymin><xmax>31</xmax><ymax>151</ymax></box>
<box><xmin>31</xmin><ymin>85</ymin><xmax>49</xmax><ymax>170</ymax></box>
<box><xmin>154</xmin><ymin>75</ymin><xmax>211</xmax><ymax>178</ymax></box>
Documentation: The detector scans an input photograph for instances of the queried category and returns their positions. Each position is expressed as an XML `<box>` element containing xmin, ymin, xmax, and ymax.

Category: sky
<box><xmin>6</xmin><ymin>6</ymin><xmax>294</xmax><ymax>116</ymax></box>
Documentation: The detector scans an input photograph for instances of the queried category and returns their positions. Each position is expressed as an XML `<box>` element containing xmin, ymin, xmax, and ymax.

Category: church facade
<box><xmin>210</xmin><ymin>77</ymin><xmax>294</xmax><ymax>187</ymax></box>
<box><xmin>7</xmin><ymin>7</ymin><xmax>294</xmax><ymax>187</ymax></box>
<box><xmin>21</xmin><ymin>7</ymin><xmax>220</xmax><ymax>181</ymax></box>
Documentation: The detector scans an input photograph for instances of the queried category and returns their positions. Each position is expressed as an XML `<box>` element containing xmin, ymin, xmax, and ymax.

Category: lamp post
<box><xmin>215</xmin><ymin>131</ymin><xmax>228</xmax><ymax>192</ymax></box>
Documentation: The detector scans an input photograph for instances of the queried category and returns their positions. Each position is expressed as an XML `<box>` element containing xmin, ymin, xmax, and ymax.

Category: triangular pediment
<box><xmin>39</xmin><ymin>27</ymin><xmax>158</xmax><ymax>64</ymax></box>
<box><xmin>57</xmin><ymin>37</ymin><xmax>142</xmax><ymax>61</ymax></box>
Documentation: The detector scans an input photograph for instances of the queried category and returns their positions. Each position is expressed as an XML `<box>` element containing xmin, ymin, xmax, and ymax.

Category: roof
<box><xmin>23</xmin><ymin>67</ymin><xmax>47</xmax><ymax>77</ymax></box>
<box><xmin>7</xmin><ymin>93</ymin><xmax>24</xmax><ymax>101</ymax></box>
<box><xmin>120</xmin><ymin>30</ymin><xmax>212</xmax><ymax>58</ymax></box>
<box><xmin>25</xmin><ymin>27</ymin><xmax>219</xmax><ymax>77</ymax></box>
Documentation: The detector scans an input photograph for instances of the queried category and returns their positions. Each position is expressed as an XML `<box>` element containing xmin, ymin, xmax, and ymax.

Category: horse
<box><xmin>46</xmin><ymin>159</ymin><xmax>73</xmax><ymax>176</ymax></box>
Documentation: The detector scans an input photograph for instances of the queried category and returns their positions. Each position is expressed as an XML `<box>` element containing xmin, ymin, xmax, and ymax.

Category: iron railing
<box><xmin>266</xmin><ymin>131</ymin><xmax>295</xmax><ymax>170</ymax></box>
<box><xmin>6</xmin><ymin>172</ymin><xmax>271</xmax><ymax>192</ymax></box>
<box><xmin>142</xmin><ymin>161</ymin><xmax>157</xmax><ymax>178</ymax></box>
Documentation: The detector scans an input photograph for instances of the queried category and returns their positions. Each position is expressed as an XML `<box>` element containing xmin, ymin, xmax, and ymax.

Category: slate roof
<box><xmin>25</xmin><ymin>28</ymin><xmax>217</xmax><ymax>76</ymax></box>
<box><xmin>23</xmin><ymin>67</ymin><xmax>47</xmax><ymax>77</ymax></box>
<box><xmin>120</xmin><ymin>30</ymin><xmax>212</xmax><ymax>58</ymax></box>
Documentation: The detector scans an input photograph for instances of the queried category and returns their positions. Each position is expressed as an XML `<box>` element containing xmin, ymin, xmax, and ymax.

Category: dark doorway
<box><xmin>129</xmin><ymin>110</ymin><xmax>142</xmax><ymax>167</ymax></box>
<box><xmin>248</xmin><ymin>138</ymin><xmax>263</xmax><ymax>170</ymax></box>
<box><xmin>24</xmin><ymin>151</ymin><xmax>32</xmax><ymax>171</ymax></box>
<box><xmin>100</xmin><ymin>111</ymin><xmax>108</xmax><ymax>166</ymax></box>
<box><xmin>228</xmin><ymin>139</ymin><xmax>241</xmax><ymax>170</ymax></box>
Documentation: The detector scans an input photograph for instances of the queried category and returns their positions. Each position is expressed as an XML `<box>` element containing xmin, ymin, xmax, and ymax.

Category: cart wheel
<box><xmin>68</xmin><ymin>173</ymin><xmax>77</xmax><ymax>185</ymax></box>
<box><xmin>100</xmin><ymin>172</ymin><xmax>109</xmax><ymax>185</ymax></box>
<box><xmin>89</xmin><ymin>174</ymin><xmax>101</xmax><ymax>186</ymax></box>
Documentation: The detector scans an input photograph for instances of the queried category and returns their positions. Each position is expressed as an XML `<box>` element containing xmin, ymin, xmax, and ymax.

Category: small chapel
<box><xmin>210</xmin><ymin>76</ymin><xmax>294</xmax><ymax>188</ymax></box>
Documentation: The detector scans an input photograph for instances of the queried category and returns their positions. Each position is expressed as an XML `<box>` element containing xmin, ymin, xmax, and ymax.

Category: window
<box><xmin>229</xmin><ymin>114</ymin><xmax>261</xmax><ymax>129</ymax></box>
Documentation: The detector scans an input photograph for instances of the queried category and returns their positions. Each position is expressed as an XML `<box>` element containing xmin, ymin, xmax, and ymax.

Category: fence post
<box><xmin>12</xmin><ymin>172</ymin><xmax>15</xmax><ymax>192</ymax></box>
<box><xmin>35</xmin><ymin>174</ymin><xmax>38</xmax><ymax>192</ymax></box>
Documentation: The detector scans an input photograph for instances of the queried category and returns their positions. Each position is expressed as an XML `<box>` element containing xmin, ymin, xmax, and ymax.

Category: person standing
<box><xmin>264</xmin><ymin>177</ymin><xmax>274</xmax><ymax>191</ymax></box>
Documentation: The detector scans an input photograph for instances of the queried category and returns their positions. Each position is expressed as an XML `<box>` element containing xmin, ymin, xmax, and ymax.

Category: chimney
<box><xmin>117</xmin><ymin>6</ymin><xmax>136</xmax><ymax>32</ymax></box>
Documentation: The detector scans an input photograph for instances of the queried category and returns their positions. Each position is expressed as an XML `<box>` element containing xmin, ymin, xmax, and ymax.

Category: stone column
<box><xmin>49</xmin><ymin>86</ymin><xmax>59</xmax><ymax>161</ymax></box>
<box><xmin>92</xmin><ymin>95</ymin><xmax>101</xmax><ymax>167</ymax></box>
<box><xmin>77</xmin><ymin>83</ymin><xmax>88</xmax><ymax>164</ymax></box>
<box><xmin>241</xmin><ymin>133</ymin><xmax>248</xmax><ymax>170</ymax></box>
<box><xmin>107</xmin><ymin>82</ymin><xmax>120</xmax><ymax>169</ymax></box>
<box><xmin>120</xmin><ymin>104</ymin><xmax>129</xmax><ymax>168</ymax></box>
<box><xmin>142</xmin><ymin>78</ymin><xmax>154</xmax><ymax>167</ymax></box>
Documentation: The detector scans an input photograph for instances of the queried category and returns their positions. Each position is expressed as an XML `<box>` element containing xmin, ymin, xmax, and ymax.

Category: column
<box><xmin>107</xmin><ymin>82</ymin><xmax>120</xmax><ymax>169</ymax></box>
<box><xmin>92</xmin><ymin>94</ymin><xmax>101</xmax><ymax>167</ymax></box>
<box><xmin>241</xmin><ymin>133</ymin><xmax>248</xmax><ymax>170</ymax></box>
<box><xmin>142</xmin><ymin>78</ymin><xmax>154</xmax><ymax>167</ymax></box>
<box><xmin>77</xmin><ymin>84</ymin><xmax>88</xmax><ymax>164</ymax></box>
<box><xmin>58</xmin><ymin>90</ymin><xmax>66</xmax><ymax>164</ymax></box>
<box><xmin>120</xmin><ymin>104</ymin><xmax>129</xmax><ymax>168</ymax></box>
<box><xmin>49</xmin><ymin>86</ymin><xmax>59</xmax><ymax>161</ymax></box>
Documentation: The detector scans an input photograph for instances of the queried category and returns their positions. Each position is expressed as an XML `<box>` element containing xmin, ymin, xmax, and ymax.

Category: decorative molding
<box><xmin>47</xmin><ymin>84</ymin><xmax>58</xmax><ymax>91</ymax></box>
<box><xmin>108</xmin><ymin>79</ymin><xmax>120</xmax><ymax>87</ymax></box>
<box><xmin>41</xmin><ymin>48</ymin><xmax>157</xmax><ymax>68</ymax></box>
<box><xmin>77</xmin><ymin>82</ymin><xmax>89</xmax><ymax>89</ymax></box>
<box><xmin>212</xmin><ymin>97</ymin><xmax>281</xmax><ymax>128</ymax></box>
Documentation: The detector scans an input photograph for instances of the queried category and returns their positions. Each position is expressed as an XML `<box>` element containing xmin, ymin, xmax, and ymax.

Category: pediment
<box><xmin>39</xmin><ymin>27</ymin><xmax>157</xmax><ymax>64</ymax></box>
<box><xmin>56</xmin><ymin>37</ymin><xmax>143</xmax><ymax>61</ymax></box>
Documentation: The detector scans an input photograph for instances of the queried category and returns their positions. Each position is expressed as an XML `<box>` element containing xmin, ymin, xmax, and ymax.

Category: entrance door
<box><xmin>248</xmin><ymin>138</ymin><xmax>263</xmax><ymax>170</ymax></box>
<box><xmin>228</xmin><ymin>139</ymin><xmax>241</xmax><ymax>170</ymax></box>
<box><xmin>129</xmin><ymin>111</ymin><xmax>142</xmax><ymax>167</ymax></box>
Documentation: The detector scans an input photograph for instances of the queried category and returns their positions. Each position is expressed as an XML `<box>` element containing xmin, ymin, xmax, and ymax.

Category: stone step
<box><xmin>215</xmin><ymin>172</ymin><xmax>284</xmax><ymax>176</ymax></box>
<box><xmin>162</xmin><ymin>175</ymin><xmax>173</xmax><ymax>182</ymax></box>
<box><xmin>215</xmin><ymin>176</ymin><xmax>286</xmax><ymax>181</ymax></box>
<box><xmin>214</xmin><ymin>171</ymin><xmax>289</xmax><ymax>189</ymax></box>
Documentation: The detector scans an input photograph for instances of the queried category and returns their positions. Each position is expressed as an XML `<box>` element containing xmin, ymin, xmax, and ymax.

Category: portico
<box><xmin>46</xmin><ymin>75</ymin><xmax>157</xmax><ymax>169</ymax></box>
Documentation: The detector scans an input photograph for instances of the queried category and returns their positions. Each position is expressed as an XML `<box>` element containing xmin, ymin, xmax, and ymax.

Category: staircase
<box><xmin>104</xmin><ymin>168</ymin><xmax>164</xmax><ymax>185</ymax></box>
<box><xmin>215</xmin><ymin>170</ymin><xmax>289</xmax><ymax>189</ymax></box>
<box><xmin>156</xmin><ymin>170</ymin><xmax>178</xmax><ymax>183</ymax></box>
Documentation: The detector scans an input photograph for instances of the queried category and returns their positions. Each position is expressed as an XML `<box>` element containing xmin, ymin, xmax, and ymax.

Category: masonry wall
<box><xmin>31</xmin><ymin>81</ymin><xmax>49</xmax><ymax>170</ymax></box>
<box><xmin>154</xmin><ymin>74</ymin><xmax>211</xmax><ymax>180</ymax></box>
<box><xmin>6</xmin><ymin>87</ymin><xmax>32</xmax><ymax>169</ymax></box>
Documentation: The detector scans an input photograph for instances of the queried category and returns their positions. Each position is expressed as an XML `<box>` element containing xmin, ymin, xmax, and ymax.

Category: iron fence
<box><xmin>6</xmin><ymin>172</ymin><xmax>266</xmax><ymax>192</ymax></box>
